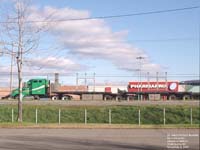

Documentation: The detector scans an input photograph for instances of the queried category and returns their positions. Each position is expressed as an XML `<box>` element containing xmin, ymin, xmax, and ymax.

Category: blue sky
<box><xmin>0</xmin><ymin>0</ymin><xmax>199</xmax><ymax>86</ymax></box>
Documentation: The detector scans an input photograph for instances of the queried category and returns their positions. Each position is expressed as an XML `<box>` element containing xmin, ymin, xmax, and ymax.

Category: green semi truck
<box><xmin>10</xmin><ymin>78</ymin><xmax>84</xmax><ymax>100</ymax></box>
<box><xmin>11</xmin><ymin>78</ymin><xmax>50</xmax><ymax>100</ymax></box>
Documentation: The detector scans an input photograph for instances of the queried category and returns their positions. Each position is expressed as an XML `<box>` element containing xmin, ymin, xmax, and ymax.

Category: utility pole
<box><xmin>9</xmin><ymin>45</ymin><xmax>14</xmax><ymax>94</ymax></box>
<box><xmin>136</xmin><ymin>56</ymin><xmax>144</xmax><ymax>100</ymax></box>
<box><xmin>165</xmin><ymin>72</ymin><xmax>168</xmax><ymax>91</ymax></box>
<box><xmin>0</xmin><ymin>42</ymin><xmax>4</xmax><ymax>56</ymax></box>
<box><xmin>84</xmin><ymin>73</ymin><xmax>87</xmax><ymax>86</ymax></box>
<box><xmin>76</xmin><ymin>73</ymin><xmax>79</xmax><ymax>91</ymax></box>
<box><xmin>147</xmin><ymin>72</ymin><xmax>150</xmax><ymax>91</ymax></box>
<box><xmin>156</xmin><ymin>72</ymin><xmax>159</xmax><ymax>92</ymax></box>
<box><xmin>93</xmin><ymin>73</ymin><xmax>96</xmax><ymax>92</ymax></box>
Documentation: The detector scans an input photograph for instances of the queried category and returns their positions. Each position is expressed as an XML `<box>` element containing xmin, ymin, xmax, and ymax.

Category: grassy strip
<box><xmin>0</xmin><ymin>105</ymin><xmax>199</xmax><ymax>125</ymax></box>
<box><xmin>0</xmin><ymin>123</ymin><xmax>199</xmax><ymax>129</ymax></box>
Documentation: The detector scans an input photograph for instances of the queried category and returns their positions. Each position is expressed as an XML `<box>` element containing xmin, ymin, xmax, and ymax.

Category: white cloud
<box><xmin>28</xmin><ymin>6</ymin><xmax>163</xmax><ymax>74</ymax></box>
<box><xmin>28</xmin><ymin>56</ymin><xmax>84</xmax><ymax>70</ymax></box>
<box><xmin>0</xmin><ymin>56</ymin><xmax>86</xmax><ymax>76</ymax></box>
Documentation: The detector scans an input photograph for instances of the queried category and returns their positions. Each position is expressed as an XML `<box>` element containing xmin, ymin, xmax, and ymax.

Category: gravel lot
<box><xmin>0</xmin><ymin>129</ymin><xmax>199</xmax><ymax>150</ymax></box>
<box><xmin>0</xmin><ymin>100</ymin><xmax>199</xmax><ymax>106</ymax></box>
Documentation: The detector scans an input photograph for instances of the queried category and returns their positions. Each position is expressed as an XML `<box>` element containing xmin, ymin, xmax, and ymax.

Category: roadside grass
<box><xmin>0</xmin><ymin>105</ymin><xmax>199</xmax><ymax>126</ymax></box>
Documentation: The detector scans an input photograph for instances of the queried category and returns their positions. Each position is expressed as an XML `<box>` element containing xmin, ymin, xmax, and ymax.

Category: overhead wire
<box><xmin>0</xmin><ymin>6</ymin><xmax>199</xmax><ymax>24</ymax></box>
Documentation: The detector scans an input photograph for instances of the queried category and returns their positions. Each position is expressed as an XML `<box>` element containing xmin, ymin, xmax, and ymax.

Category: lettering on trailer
<box><xmin>128</xmin><ymin>82</ymin><xmax>179</xmax><ymax>92</ymax></box>
<box><xmin>130</xmin><ymin>84</ymin><xmax>167</xmax><ymax>89</ymax></box>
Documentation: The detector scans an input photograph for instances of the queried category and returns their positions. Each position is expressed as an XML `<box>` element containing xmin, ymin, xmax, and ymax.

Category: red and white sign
<box><xmin>128</xmin><ymin>81</ymin><xmax>179</xmax><ymax>92</ymax></box>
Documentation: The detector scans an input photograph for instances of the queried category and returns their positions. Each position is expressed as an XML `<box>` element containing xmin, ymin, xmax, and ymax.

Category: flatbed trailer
<box><xmin>49</xmin><ymin>91</ymin><xmax>196</xmax><ymax>101</ymax></box>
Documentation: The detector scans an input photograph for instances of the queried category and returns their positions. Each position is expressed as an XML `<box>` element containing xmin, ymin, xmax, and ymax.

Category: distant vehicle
<box><xmin>8</xmin><ymin>78</ymin><xmax>200</xmax><ymax>101</ymax></box>
<box><xmin>11</xmin><ymin>79</ymin><xmax>50</xmax><ymax>100</ymax></box>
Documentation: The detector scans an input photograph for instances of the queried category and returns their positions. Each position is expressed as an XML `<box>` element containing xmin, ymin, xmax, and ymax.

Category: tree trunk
<box><xmin>17</xmin><ymin>2</ymin><xmax>23</xmax><ymax>122</ymax></box>
<box><xmin>17</xmin><ymin>57</ymin><xmax>23</xmax><ymax>122</ymax></box>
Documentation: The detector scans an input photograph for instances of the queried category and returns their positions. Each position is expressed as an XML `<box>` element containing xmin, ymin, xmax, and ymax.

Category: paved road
<box><xmin>0</xmin><ymin>100</ymin><xmax>199</xmax><ymax>106</ymax></box>
<box><xmin>0</xmin><ymin>129</ymin><xmax>199</xmax><ymax>150</ymax></box>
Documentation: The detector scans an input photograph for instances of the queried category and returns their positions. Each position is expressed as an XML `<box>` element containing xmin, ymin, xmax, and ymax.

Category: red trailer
<box><xmin>127</xmin><ymin>81</ymin><xmax>194</xmax><ymax>100</ymax></box>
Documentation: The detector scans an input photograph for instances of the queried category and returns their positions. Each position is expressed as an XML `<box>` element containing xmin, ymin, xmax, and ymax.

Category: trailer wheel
<box><xmin>61</xmin><ymin>96</ymin><xmax>71</xmax><ymax>101</ymax></box>
<box><xmin>126</xmin><ymin>96</ymin><xmax>134</xmax><ymax>101</ymax></box>
<box><xmin>51</xmin><ymin>96</ymin><xmax>58</xmax><ymax>101</ymax></box>
<box><xmin>104</xmin><ymin>95</ymin><xmax>113</xmax><ymax>101</ymax></box>
<box><xmin>183</xmin><ymin>95</ymin><xmax>190</xmax><ymax>100</ymax></box>
<box><xmin>168</xmin><ymin>94</ymin><xmax>176</xmax><ymax>100</ymax></box>
<box><xmin>115</xmin><ymin>96</ymin><xmax>123</xmax><ymax>101</ymax></box>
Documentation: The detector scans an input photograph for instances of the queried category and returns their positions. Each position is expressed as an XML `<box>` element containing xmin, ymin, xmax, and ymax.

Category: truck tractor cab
<box><xmin>11</xmin><ymin>87</ymin><xmax>30</xmax><ymax>99</ymax></box>
<box><xmin>11</xmin><ymin>78</ymin><xmax>49</xmax><ymax>100</ymax></box>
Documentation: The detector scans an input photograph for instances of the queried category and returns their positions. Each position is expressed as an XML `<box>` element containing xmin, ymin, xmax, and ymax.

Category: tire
<box><xmin>183</xmin><ymin>95</ymin><xmax>190</xmax><ymax>100</ymax></box>
<box><xmin>115</xmin><ymin>96</ymin><xmax>123</xmax><ymax>101</ymax></box>
<box><xmin>168</xmin><ymin>94</ymin><xmax>176</xmax><ymax>100</ymax></box>
<box><xmin>34</xmin><ymin>95</ymin><xmax>40</xmax><ymax>100</ymax></box>
<box><xmin>14</xmin><ymin>95</ymin><xmax>19</xmax><ymax>99</ymax></box>
<box><xmin>51</xmin><ymin>96</ymin><xmax>58</xmax><ymax>101</ymax></box>
<box><xmin>104</xmin><ymin>95</ymin><xmax>113</xmax><ymax>101</ymax></box>
<box><xmin>126</xmin><ymin>96</ymin><xmax>134</xmax><ymax>101</ymax></box>
<box><xmin>61</xmin><ymin>96</ymin><xmax>71</xmax><ymax>101</ymax></box>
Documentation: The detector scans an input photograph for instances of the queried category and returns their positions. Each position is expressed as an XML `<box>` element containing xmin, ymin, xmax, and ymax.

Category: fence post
<box><xmin>35</xmin><ymin>108</ymin><xmax>38</xmax><ymax>124</ymax></box>
<box><xmin>190</xmin><ymin>108</ymin><xmax>193</xmax><ymax>125</ymax></box>
<box><xmin>138</xmin><ymin>109</ymin><xmax>141</xmax><ymax>126</ymax></box>
<box><xmin>163</xmin><ymin>107</ymin><xmax>166</xmax><ymax>125</ymax></box>
<box><xmin>127</xmin><ymin>96</ymin><xmax>130</xmax><ymax>102</ymax></box>
<box><xmin>58</xmin><ymin>108</ymin><xmax>61</xmax><ymax>125</ymax></box>
<box><xmin>85</xmin><ymin>109</ymin><xmax>87</xmax><ymax>124</ymax></box>
<box><xmin>109</xmin><ymin>109</ymin><xmax>112</xmax><ymax>124</ymax></box>
<box><xmin>12</xmin><ymin>108</ymin><xmax>14</xmax><ymax>123</ymax></box>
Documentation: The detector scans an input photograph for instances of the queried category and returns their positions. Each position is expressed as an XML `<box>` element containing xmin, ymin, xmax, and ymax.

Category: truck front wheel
<box><xmin>34</xmin><ymin>95</ymin><xmax>40</xmax><ymax>100</ymax></box>
<box><xmin>14</xmin><ymin>95</ymin><xmax>19</xmax><ymax>99</ymax></box>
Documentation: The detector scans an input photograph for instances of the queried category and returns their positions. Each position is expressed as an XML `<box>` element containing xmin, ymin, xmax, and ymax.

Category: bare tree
<box><xmin>0</xmin><ymin>0</ymin><xmax>43</xmax><ymax>122</ymax></box>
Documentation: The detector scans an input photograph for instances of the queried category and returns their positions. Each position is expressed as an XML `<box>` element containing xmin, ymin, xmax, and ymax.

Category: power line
<box><xmin>0</xmin><ymin>6</ymin><xmax>199</xmax><ymax>24</ymax></box>
<box><xmin>130</xmin><ymin>37</ymin><xmax>198</xmax><ymax>42</ymax></box>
